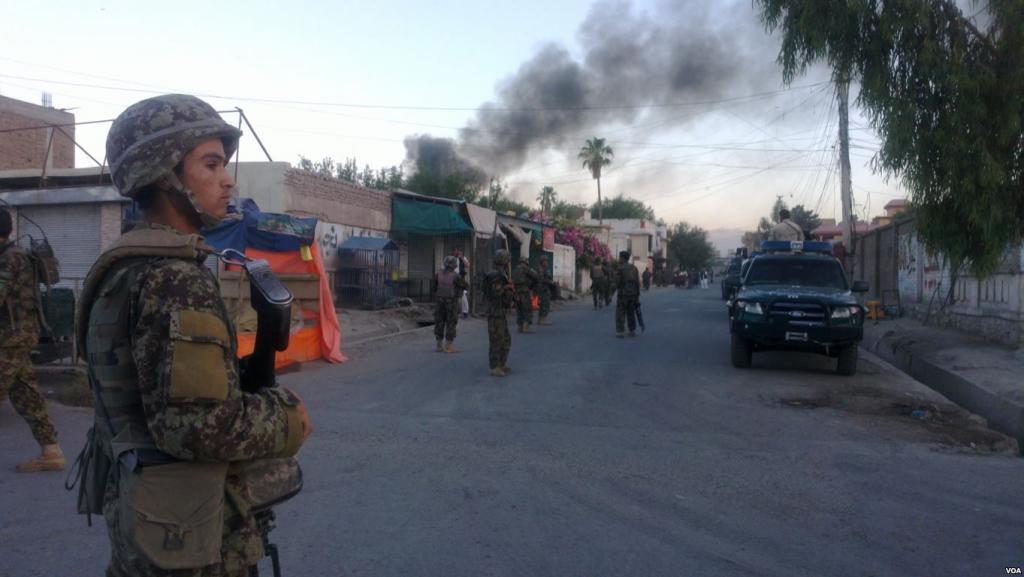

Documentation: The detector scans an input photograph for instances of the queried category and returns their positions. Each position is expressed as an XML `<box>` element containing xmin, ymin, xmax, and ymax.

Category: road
<box><xmin>2</xmin><ymin>288</ymin><xmax>1022</xmax><ymax>577</ymax></box>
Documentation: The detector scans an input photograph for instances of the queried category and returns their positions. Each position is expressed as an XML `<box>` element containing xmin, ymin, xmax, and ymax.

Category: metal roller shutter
<box><xmin>17</xmin><ymin>204</ymin><xmax>102</xmax><ymax>288</ymax></box>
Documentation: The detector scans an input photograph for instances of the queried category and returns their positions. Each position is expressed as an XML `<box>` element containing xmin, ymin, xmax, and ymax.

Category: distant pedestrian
<box><xmin>484</xmin><ymin>250</ymin><xmax>516</xmax><ymax>377</ymax></box>
<box><xmin>432</xmin><ymin>255</ymin><xmax>468</xmax><ymax>353</ymax></box>
<box><xmin>614</xmin><ymin>251</ymin><xmax>641</xmax><ymax>338</ymax></box>
<box><xmin>642</xmin><ymin>269</ymin><xmax>652</xmax><ymax>291</ymax></box>
<box><xmin>453</xmin><ymin>249</ymin><xmax>471</xmax><ymax>318</ymax></box>
<box><xmin>537</xmin><ymin>256</ymin><xmax>554</xmax><ymax>325</ymax></box>
<box><xmin>700</xmin><ymin>270</ymin><xmax>709</xmax><ymax>289</ymax></box>
<box><xmin>590</xmin><ymin>257</ymin><xmax>606</xmax><ymax>310</ymax></box>
<box><xmin>770</xmin><ymin>209</ymin><xmax>805</xmax><ymax>241</ymax></box>
<box><xmin>512</xmin><ymin>256</ymin><xmax>539</xmax><ymax>333</ymax></box>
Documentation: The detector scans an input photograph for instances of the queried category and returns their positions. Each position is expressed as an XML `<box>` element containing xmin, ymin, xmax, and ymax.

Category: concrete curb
<box><xmin>863</xmin><ymin>335</ymin><xmax>1024</xmax><ymax>449</ymax></box>
<box><xmin>343</xmin><ymin>323</ymin><xmax>439</xmax><ymax>347</ymax></box>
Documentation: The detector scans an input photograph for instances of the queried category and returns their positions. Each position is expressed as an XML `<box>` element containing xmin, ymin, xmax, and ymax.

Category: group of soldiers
<box><xmin>431</xmin><ymin>248</ymin><xmax>641</xmax><ymax>377</ymax></box>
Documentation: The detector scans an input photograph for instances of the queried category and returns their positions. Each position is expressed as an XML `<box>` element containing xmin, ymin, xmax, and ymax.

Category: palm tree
<box><xmin>578</xmin><ymin>137</ymin><xmax>613</xmax><ymax>225</ymax></box>
<box><xmin>536</xmin><ymin>186</ymin><xmax>558</xmax><ymax>216</ymax></box>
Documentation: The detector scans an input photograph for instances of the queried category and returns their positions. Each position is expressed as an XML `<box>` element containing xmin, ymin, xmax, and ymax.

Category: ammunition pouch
<box><xmin>117</xmin><ymin>461</ymin><xmax>228</xmax><ymax>570</ymax></box>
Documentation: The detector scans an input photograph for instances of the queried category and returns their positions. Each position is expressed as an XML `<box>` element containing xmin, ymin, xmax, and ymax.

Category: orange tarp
<box><xmin>233</xmin><ymin>244</ymin><xmax>346</xmax><ymax>368</ymax></box>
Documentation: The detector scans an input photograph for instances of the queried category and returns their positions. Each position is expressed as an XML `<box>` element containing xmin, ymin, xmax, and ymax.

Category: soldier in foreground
<box><xmin>0</xmin><ymin>208</ymin><xmax>65</xmax><ymax>472</ymax></box>
<box><xmin>536</xmin><ymin>255</ymin><xmax>554</xmax><ymax>325</ymax></box>
<box><xmin>512</xmin><ymin>255</ymin><xmax>538</xmax><ymax>333</ymax></box>
<box><xmin>484</xmin><ymin>250</ymin><xmax>515</xmax><ymax>376</ymax></box>
<box><xmin>432</xmin><ymin>255</ymin><xmax>468</xmax><ymax>353</ymax></box>
<box><xmin>75</xmin><ymin>94</ymin><xmax>312</xmax><ymax>577</ymax></box>
<box><xmin>614</xmin><ymin>251</ymin><xmax>641</xmax><ymax>338</ymax></box>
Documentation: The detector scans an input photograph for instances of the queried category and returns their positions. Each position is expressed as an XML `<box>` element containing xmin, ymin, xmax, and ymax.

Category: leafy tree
<box><xmin>536</xmin><ymin>186</ymin><xmax>558</xmax><ymax>215</ymax></box>
<box><xmin>296</xmin><ymin>155</ymin><xmax>335</xmax><ymax>178</ymax></box>
<box><xmin>578</xmin><ymin>137</ymin><xmax>614</xmax><ymax>224</ymax></box>
<box><xmin>591</xmin><ymin>194</ymin><xmax>656</xmax><ymax>221</ymax></box>
<box><xmin>551</xmin><ymin>200</ymin><xmax>587</xmax><ymax>223</ymax></box>
<box><xmin>756</xmin><ymin>0</ymin><xmax>1024</xmax><ymax>276</ymax></box>
<box><xmin>336</xmin><ymin>157</ymin><xmax>359</xmax><ymax>182</ymax></box>
<box><xmin>478</xmin><ymin>178</ymin><xmax>530</xmax><ymax>216</ymax></box>
<box><xmin>668</xmin><ymin>222</ymin><xmax>715</xmax><ymax>271</ymax></box>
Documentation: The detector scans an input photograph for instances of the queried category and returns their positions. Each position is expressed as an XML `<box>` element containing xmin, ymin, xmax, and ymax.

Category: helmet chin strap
<box><xmin>166</xmin><ymin>173</ymin><xmax>223</xmax><ymax>230</ymax></box>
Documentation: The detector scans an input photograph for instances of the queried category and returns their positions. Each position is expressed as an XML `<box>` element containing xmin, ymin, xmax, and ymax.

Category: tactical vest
<box><xmin>436</xmin><ymin>270</ymin><xmax>457</xmax><ymax>299</ymax></box>
<box><xmin>72</xmin><ymin>226</ymin><xmax>216</xmax><ymax>516</ymax></box>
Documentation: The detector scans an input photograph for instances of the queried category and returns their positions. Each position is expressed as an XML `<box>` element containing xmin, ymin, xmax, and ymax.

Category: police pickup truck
<box><xmin>729</xmin><ymin>241</ymin><xmax>868</xmax><ymax>376</ymax></box>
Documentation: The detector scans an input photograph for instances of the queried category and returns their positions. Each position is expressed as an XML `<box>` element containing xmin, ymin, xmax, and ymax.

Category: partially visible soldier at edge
<box><xmin>77</xmin><ymin>94</ymin><xmax>312</xmax><ymax>577</ymax></box>
<box><xmin>614</xmin><ymin>250</ymin><xmax>641</xmax><ymax>338</ymax></box>
<box><xmin>511</xmin><ymin>255</ymin><xmax>538</xmax><ymax>333</ymax></box>
<box><xmin>432</xmin><ymin>255</ymin><xmax>468</xmax><ymax>353</ymax></box>
<box><xmin>0</xmin><ymin>208</ymin><xmax>65</xmax><ymax>472</ymax></box>
<box><xmin>485</xmin><ymin>250</ymin><xmax>516</xmax><ymax>377</ymax></box>
<box><xmin>536</xmin><ymin>255</ymin><xmax>554</xmax><ymax>325</ymax></box>
<box><xmin>589</xmin><ymin>257</ymin><xmax>605</xmax><ymax>310</ymax></box>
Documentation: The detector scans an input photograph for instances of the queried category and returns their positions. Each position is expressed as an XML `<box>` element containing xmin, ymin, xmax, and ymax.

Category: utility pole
<box><xmin>837</xmin><ymin>79</ymin><xmax>855</xmax><ymax>271</ymax></box>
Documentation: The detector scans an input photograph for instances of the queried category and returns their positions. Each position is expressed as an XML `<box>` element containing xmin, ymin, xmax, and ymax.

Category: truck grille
<box><xmin>770</xmin><ymin>301</ymin><xmax>827</xmax><ymax>326</ymax></box>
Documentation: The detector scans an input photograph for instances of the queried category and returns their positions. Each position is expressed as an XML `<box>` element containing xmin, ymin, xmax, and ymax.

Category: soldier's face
<box><xmin>181</xmin><ymin>138</ymin><xmax>235</xmax><ymax>220</ymax></box>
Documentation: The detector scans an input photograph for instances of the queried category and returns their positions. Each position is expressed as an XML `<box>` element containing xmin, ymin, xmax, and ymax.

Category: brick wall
<box><xmin>0</xmin><ymin>95</ymin><xmax>75</xmax><ymax>170</ymax></box>
<box><xmin>283</xmin><ymin>169</ymin><xmax>391</xmax><ymax>231</ymax></box>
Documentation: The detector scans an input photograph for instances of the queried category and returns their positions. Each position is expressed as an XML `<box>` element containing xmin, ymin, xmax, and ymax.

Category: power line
<box><xmin>0</xmin><ymin>72</ymin><xmax>829</xmax><ymax>112</ymax></box>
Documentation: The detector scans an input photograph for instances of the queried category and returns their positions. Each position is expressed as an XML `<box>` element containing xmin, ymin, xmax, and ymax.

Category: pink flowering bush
<box><xmin>556</xmin><ymin>226</ymin><xmax>611</xmax><ymax>268</ymax></box>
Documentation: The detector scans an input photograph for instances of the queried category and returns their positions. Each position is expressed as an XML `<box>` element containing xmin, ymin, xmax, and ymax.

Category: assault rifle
<box><xmin>220</xmin><ymin>251</ymin><xmax>300</xmax><ymax>577</ymax></box>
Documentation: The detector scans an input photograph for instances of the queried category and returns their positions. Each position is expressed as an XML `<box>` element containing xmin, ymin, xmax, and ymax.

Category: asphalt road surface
<box><xmin>2</xmin><ymin>288</ymin><xmax>1022</xmax><ymax>577</ymax></box>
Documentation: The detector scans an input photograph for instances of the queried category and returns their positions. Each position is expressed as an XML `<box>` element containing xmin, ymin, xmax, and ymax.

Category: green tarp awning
<box><xmin>392</xmin><ymin>197</ymin><xmax>472</xmax><ymax>235</ymax></box>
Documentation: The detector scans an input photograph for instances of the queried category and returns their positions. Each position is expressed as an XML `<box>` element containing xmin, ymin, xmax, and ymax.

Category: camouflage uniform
<box><xmin>511</xmin><ymin>259</ymin><xmax>539</xmax><ymax>330</ymax></box>
<box><xmin>615</xmin><ymin>260</ymin><xmax>641</xmax><ymax>335</ymax></box>
<box><xmin>604</xmin><ymin>261</ymin><xmax>617</xmax><ymax>306</ymax></box>
<box><xmin>536</xmin><ymin>259</ymin><xmax>553</xmax><ymax>323</ymax></box>
<box><xmin>590</xmin><ymin>260</ymin><xmax>606</xmax><ymax>309</ymax></box>
<box><xmin>77</xmin><ymin>94</ymin><xmax>306</xmax><ymax>577</ymax></box>
<box><xmin>0</xmin><ymin>242</ymin><xmax>59</xmax><ymax>447</ymax></box>
<box><xmin>485</xmin><ymin>254</ymin><xmax>515</xmax><ymax>373</ymax></box>
<box><xmin>432</xmin><ymin>266</ymin><xmax>468</xmax><ymax>344</ymax></box>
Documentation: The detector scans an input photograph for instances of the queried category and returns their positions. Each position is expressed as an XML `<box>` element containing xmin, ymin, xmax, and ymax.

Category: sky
<box><xmin>2</xmin><ymin>0</ymin><xmax>908</xmax><ymax>252</ymax></box>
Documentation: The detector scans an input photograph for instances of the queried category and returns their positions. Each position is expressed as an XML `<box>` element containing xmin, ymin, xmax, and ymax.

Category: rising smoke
<box><xmin>406</xmin><ymin>0</ymin><xmax>780</xmax><ymax>181</ymax></box>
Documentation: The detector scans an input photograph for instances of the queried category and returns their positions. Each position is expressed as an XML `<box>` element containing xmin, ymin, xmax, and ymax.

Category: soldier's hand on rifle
<box><xmin>287</xmin><ymin>389</ymin><xmax>314</xmax><ymax>442</ymax></box>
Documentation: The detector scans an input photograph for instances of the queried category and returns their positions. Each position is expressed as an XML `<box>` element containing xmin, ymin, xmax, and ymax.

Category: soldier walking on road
<box><xmin>485</xmin><ymin>250</ymin><xmax>516</xmax><ymax>377</ymax></box>
<box><xmin>590</xmin><ymin>257</ymin><xmax>606</xmax><ymax>310</ymax></box>
<box><xmin>537</xmin><ymin>256</ymin><xmax>554</xmax><ymax>325</ymax></box>
<box><xmin>0</xmin><ymin>208</ymin><xmax>65</xmax><ymax>473</ymax></box>
<box><xmin>75</xmin><ymin>94</ymin><xmax>313</xmax><ymax>577</ymax></box>
<box><xmin>432</xmin><ymin>255</ymin><xmax>468</xmax><ymax>353</ymax></box>
<box><xmin>614</xmin><ymin>251</ymin><xmax>641</xmax><ymax>338</ymax></box>
<box><xmin>604</xmin><ymin>258</ymin><xmax>617</xmax><ymax>307</ymax></box>
<box><xmin>512</xmin><ymin>256</ymin><xmax>539</xmax><ymax>333</ymax></box>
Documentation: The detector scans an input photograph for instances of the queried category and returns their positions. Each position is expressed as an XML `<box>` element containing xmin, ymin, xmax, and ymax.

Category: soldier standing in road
<box><xmin>485</xmin><ymin>250</ymin><xmax>515</xmax><ymax>377</ymax></box>
<box><xmin>590</xmin><ymin>257</ymin><xmax>606</xmax><ymax>310</ymax></box>
<box><xmin>604</xmin><ymin>257</ymin><xmax>617</xmax><ymax>307</ymax></box>
<box><xmin>0</xmin><ymin>208</ymin><xmax>65</xmax><ymax>473</ymax></box>
<box><xmin>537</xmin><ymin>255</ymin><xmax>554</xmax><ymax>325</ymax></box>
<box><xmin>770</xmin><ymin>209</ymin><xmax>805</xmax><ymax>241</ymax></box>
<box><xmin>75</xmin><ymin>94</ymin><xmax>312</xmax><ymax>577</ymax></box>
<box><xmin>432</xmin><ymin>255</ymin><xmax>468</xmax><ymax>353</ymax></box>
<box><xmin>614</xmin><ymin>251</ymin><xmax>641</xmax><ymax>338</ymax></box>
<box><xmin>512</xmin><ymin>255</ymin><xmax>539</xmax><ymax>333</ymax></box>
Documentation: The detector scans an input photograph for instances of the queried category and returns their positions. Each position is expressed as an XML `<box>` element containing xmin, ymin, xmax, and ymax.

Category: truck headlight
<box><xmin>831</xmin><ymin>306</ymin><xmax>859</xmax><ymax>320</ymax></box>
<box><xmin>737</xmin><ymin>301</ymin><xmax>764</xmax><ymax>315</ymax></box>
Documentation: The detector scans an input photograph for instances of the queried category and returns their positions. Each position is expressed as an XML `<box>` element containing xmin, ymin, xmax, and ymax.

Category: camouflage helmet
<box><xmin>493</xmin><ymin>249</ymin><xmax>510</xmax><ymax>266</ymax></box>
<box><xmin>106</xmin><ymin>94</ymin><xmax>242</xmax><ymax>199</ymax></box>
<box><xmin>443</xmin><ymin>255</ymin><xmax>458</xmax><ymax>270</ymax></box>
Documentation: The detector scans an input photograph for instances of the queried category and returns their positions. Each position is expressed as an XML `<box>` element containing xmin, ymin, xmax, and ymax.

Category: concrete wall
<box><xmin>853</xmin><ymin>218</ymin><xmax>1023</xmax><ymax>346</ymax></box>
<box><xmin>551</xmin><ymin>243</ymin><xmax>576</xmax><ymax>292</ymax></box>
<box><xmin>0</xmin><ymin>95</ymin><xmax>75</xmax><ymax>170</ymax></box>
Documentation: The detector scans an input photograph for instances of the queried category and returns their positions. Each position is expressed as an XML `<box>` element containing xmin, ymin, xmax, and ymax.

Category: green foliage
<box><xmin>591</xmin><ymin>194</ymin><xmax>656</xmax><ymax>221</ymax></box>
<box><xmin>297</xmin><ymin>156</ymin><xmax>404</xmax><ymax>191</ymax></box>
<box><xmin>536</xmin><ymin>186</ymin><xmax>558</xmax><ymax>215</ymax></box>
<box><xmin>550</xmin><ymin>200</ymin><xmax>587</xmax><ymax>224</ymax></box>
<box><xmin>478</xmin><ymin>179</ymin><xmax>531</xmax><ymax>216</ymax></box>
<box><xmin>668</xmin><ymin>222</ymin><xmax>715</xmax><ymax>271</ymax></box>
<box><xmin>756</xmin><ymin>0</ymin><xmax>1024</xmax><ymax>275</ymax></box>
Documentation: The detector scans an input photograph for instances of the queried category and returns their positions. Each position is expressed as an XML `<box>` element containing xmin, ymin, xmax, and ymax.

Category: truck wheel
<box><xmin>836</xmin><ymin>345</ymin><xmax>858</xmax><ymax>376</ymax></box>
<box><xmin>731</xmin><ymin>334</ymin><xmax>752</xmax><ymax>369</ymax></box>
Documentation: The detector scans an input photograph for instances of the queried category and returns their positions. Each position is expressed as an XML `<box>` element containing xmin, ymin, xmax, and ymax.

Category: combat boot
<box><xmin>501</xmin><ymin>365</ymin><xmax>513</xmax><ymax>375</ymax></box>
<box><xmin>436</xmin><ymin>339</ymin><xmax>444</xmax><ymax>352</ymax></box>
<box><xmin>538</xmin><ymin>317</ymin><xmax>551</xmax><ymax>326</ymax></box>
<box><xmin>616</xmin><ymin>332</ymin><xmax>625</xmax><ymax>338</ymax></box>
<box><xmin>490</xmin><ymin>368</ymin><xmax>506</xmax><ymax>377</ymax></box>
<box><xmin>444</xmin><ymin>340</ymin><xmax>458</xmax><ymax>354</ymax></box>
<box><xmin>523</xmin><ymin>324</ymin><xmax>535</xmax><ymax>333</ymax></box>
<box><xmin>16</xmin><ymin>444</ymin><xmax>65</xmax><ymax>473</ymax></box>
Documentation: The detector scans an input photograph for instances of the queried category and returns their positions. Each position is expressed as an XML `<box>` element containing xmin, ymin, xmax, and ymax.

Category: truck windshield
<box><xmin>745</xmin><ymin>259</ymin><xmax>848</xmax><ymax>290</ymax></box>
